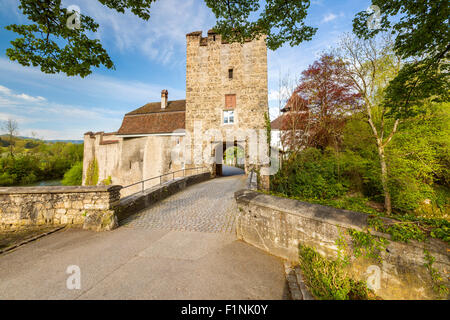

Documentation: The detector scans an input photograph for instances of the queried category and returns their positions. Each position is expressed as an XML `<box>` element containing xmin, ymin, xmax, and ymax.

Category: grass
<box><xmin>298</xmin><ymin>244</ymin><xmax>379</xmax><ymax>300</ymax></box>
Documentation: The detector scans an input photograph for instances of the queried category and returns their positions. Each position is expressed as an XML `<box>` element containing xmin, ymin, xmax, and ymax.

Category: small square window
<box><xmin>223</xmin><ymin>110</ymin><xmax>235</xmax><ymax>124</ymax></box>
<box><xmin>228</xmin><ymin>68</ymin><xmax>233</xmax><ymax>79</ymax></box>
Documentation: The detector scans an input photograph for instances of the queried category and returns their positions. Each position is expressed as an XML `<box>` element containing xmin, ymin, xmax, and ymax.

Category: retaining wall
<box><xmin>235</xmin><ymin>189</ymin><xmax>450</xmax><ymax>300</ymax></box>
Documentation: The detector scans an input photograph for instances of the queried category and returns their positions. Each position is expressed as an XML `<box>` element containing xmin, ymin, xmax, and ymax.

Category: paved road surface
<box><xmin>0</xmin><ymin>171</ymin><xmax>289</xmax><ymax>299</ymax></box>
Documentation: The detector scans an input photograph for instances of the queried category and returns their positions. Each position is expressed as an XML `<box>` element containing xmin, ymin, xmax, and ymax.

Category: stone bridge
<box><xmin>0</xmin><ymin>166</ymin><xmax>290</xmax><ymax>299</ymax></box>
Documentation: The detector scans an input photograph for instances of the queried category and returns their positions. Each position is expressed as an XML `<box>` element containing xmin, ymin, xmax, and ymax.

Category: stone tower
<box><xmin>185</xmin><ymin>30</ymin><xmax>269</xmax><ymax>175</ymax></box>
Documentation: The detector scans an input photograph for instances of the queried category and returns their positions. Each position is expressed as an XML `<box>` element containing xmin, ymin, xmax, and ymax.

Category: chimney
<box><xmin>161</xmin><ymin>89</ymin><xmax>168</xmax><ymax>109</ymax></box>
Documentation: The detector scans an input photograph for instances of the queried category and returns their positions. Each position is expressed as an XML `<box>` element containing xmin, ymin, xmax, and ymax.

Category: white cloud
<box><xmin>0</xmin><ymin>85</ymin><xmax>46</xmax><ymax>103</ymax></box>
<box><xmin>60</xmin><ymin>0</ymin><xmax>215</xmax><ymax>66</ymax></box>
<box><xmin>322</xmin><ymin>12</ymin><xmax>345</xmax><ymax>23</ymax></box>
<box><xmin>311</xmin><ymin>0</ymin><xmax>324</xmax><ymax>5</ymax></box>
<box><xmin>0</xmin><ymin>58</ymin><xmax>185</xmax><ymax>106</ymax></box>
<box><xmin>0</xmin><ymin>83</ymin><xmax>123</xmax><ymax>139</ymax></box>
<box><xmin>323</xmin><ymin>13</ymin><xmax>337</xmax><ymax>23</ymax></box>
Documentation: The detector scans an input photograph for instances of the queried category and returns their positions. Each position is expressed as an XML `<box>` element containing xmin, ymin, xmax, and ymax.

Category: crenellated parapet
<box><xmin>186</xmin><ymin>30</ymin><xmax>257</xmax><ymax>47</ymax></box>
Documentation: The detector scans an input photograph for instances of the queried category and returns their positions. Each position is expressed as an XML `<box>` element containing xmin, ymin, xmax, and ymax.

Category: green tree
<box><xmin>1</xmin><ymin>119</ymin><xmax>19</xmax><ymax>158</ymax></box>
<box><xmin>353</xmin><ymin>0</ymin><xmax>449</xmax><ymax>116</ymax></box>
<box><xmin>62</xmin><ymin>161</ymin><xmax>83</xmax><ymax>186</ymax></box>
<box><xmin>338</xmin><ymin>33</ymin><xmax>401</xmax><ymax>215</ymax></box>
<box><xmin>6</xmin><ymin>0</ymin><xmax>316</xmax><ymax>77</ymax></box>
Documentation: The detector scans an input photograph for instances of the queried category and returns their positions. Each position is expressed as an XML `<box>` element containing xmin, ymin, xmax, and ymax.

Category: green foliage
<box><xmin>347</xmin><ymin>229</ymin><xmax>389</xmax><ymax>263</ymax></box>
<box><xmin>7</xmin><ymin>0</ymin><xmax>318</xmax><ymax>77</ymax></box>
<box><xmin>62</xmin><ymin>162</ymin><xmax>83</xmax><ymax>186</ymax></box>
<box><xmin>0</xmin><ymin>138</ymin><xmax>83</xmax><ymax>186</ymax></box>
<box><xmin>298</xmin><ymin>245</ymin><xmax>374</xmax><ymax>300</ymax></box>
<box><xmin>264</xmin><ymin>112</ymin><xmax>271</xmax><ymax>152</ymax></box>
<box><xmin>272</xmin><ymin>101</ymin><xmax>449</xmax><ymax>219</ymax></box>
<box><xmin>386</xmin><ymin>102</ymin><xmax>450</xmax><ymax>213</ymax></box>
<box><xmin>353</xmin><ymin>1</ymin><xmax>449</xmax><ymax>115</ymax></box>
<box><xmin>368</xmin><ymin>215</ymin><xmax>450</xmax><ymax>244</ymax></box>
<box><xmin>224</xmin><ymin>146</ymin><xmax>245</xmax><ymax>167</ymax></box>
<box><xmin>5</xmin><ymin>0</ymin><xmax>116</xmax><ymax>77</ymax></box>
<box><xmin>423</xmin><ymin>249</ymin><xmax>449</xmax><ymax>297</ymax></box>
<box><xmin>206</xmin><ymin>0</ymin><xmax>316</xmax><ymax>50</ymax></box>
<box><xmin>335</xmin><ymin>230</ymin><xmax>351</xmax><ymax>267</ymax></box>
<box><xmin>353</xmin><ymin>1</ymin><xmax>449</xmax><ymax>60</ymax></box>
<box><xmin>85</xmin><ymin>158</ymin><xmax>99</xmax><ymax>186</ymax></box>
<box><xmin>101</xmin><ymin>175</ymin><xmax>112</xmax><ymax>186</ymax></box>
<box><xmin>271</xmin><ymin>148</ymin><xmax>349</xmax><ymax>200</ymax></box>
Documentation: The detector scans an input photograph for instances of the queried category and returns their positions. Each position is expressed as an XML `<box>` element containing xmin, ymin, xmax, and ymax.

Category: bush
<box><xmin>298</xmin><ymin>245</ymin><xmax>373</xmax><ymax>300</ymax></box>
<box><xmin>272</xmin><ymin>103</ymin><xmax>450</xmax><ymax>217</ymax></box>
<box><xmin>62</xmin><ymin>162</ymin><xmax>83</xmax><ymax>186</ymax></box>
<box><xmin>271</xmin><ymin>148</ymin><xmax>349</xmax><ymax>200</ymax></box>
<box><xmin>0</xmin><ymin>172</ymin><xmax>15</xmax><ymax>186</ymax></box>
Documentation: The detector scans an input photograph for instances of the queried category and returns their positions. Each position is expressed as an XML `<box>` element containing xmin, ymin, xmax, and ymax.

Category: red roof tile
<box><xmin>126</xmin><ymin>100</ymin><xmax>186</xmax><ymax>115</ymax></box>
<box><xmin>271</xmin><ymin>115</ymin><xmax>286</xmax><ymax>130</ymax></box>
<box><xmin>117</xmin><ymin>111</ymin><xmax>185</xmax><ymax>135</ymax></box>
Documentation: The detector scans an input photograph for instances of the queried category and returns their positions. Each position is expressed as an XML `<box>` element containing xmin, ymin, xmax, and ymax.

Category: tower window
<box><xmin>225</xmin><ymin>94</ymin><xmax>236</xmax><ymax>108</ymax></box>
<box><xmin>228</xmin><ymin>68</ymin><xmax>233</xmax><ymax>79</ymax></box>
<box><xmin>223</xmin><ymin>110</ymin><xmax>235</xmax><ymax>124</ymax></box>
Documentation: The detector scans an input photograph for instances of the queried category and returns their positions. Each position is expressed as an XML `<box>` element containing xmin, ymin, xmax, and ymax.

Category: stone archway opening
<box><xmin>214</xmin><ymin>141</ymin><xmax>245</xmax><ymax>177</ymax></box>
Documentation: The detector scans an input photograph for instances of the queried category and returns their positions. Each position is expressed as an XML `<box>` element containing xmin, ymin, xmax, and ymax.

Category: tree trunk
<box><xmin>377</xmin><ymin>145</ymin><xmax>392</xmax><ymax>215</ymax></box>
<box><xmin>8</xmin><ymin>134</ymin><xmax>14</xmax><ymax>158</ymax></box>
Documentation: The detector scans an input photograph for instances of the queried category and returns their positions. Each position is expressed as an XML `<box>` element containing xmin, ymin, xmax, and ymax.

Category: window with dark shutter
<box><xmin>225</xmin><ymin>94</ymin><xmax>236</xmax><ymax>109</ymax></box>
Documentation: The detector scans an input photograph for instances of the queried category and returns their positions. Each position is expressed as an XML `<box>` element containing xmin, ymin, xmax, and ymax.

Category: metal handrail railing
<box><xmin>121</xmin><ymin>166</ymin><xmax>207</xmax><ymax>195</ymax></box>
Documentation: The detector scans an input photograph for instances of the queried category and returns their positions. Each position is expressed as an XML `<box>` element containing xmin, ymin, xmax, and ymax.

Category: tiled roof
<box><xmin>117</xmin><ymin>111</ymin><xmax>185</xmax><ymax>135</ymax></box>
<box><xmin>126</xmin><ymin>100</ymin><xmax>186</xmax><ymax>115</ymax></box>
<box><xmin>271</xmin><ymin>115</ymin><xmax>286</xmax><ymax>130</ymax></box>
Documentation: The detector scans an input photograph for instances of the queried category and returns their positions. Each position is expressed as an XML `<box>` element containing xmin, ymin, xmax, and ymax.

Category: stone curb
<box><xmin>284</xmin><ymin>261</ymin><xmax>303</xmax><ymax>300</ymax></box>
<box><xmin>284</xmin><ymin>261</ymin><xmax>315</xmax><ymax>300</ymax></box>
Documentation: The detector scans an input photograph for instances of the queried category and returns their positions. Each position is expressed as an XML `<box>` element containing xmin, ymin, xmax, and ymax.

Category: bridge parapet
<box><xmin>116</xmin><ymin>172</ymin><xmax>211</xmax><ymax>222</ymax></box>
<box><xmin>0</xmin><ymin>185</ymin><xmax>122</xmax><ymax>231</ymax></box>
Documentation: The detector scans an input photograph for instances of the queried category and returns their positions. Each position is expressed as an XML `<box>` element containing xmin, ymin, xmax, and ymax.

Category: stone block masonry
<box><xmin>235</xmin><ymin>189</ymin><xmax>450</xmax><ymax>300</ymax></box>
<box><xmin>0</xmin><ymin>185</ymin><xmax>122</xmax><ymax>231</ymax></box>
<box><xmin>185</xmin><ymin>31</ymin><xmax>269</xmax><ymax>175</ymax></box>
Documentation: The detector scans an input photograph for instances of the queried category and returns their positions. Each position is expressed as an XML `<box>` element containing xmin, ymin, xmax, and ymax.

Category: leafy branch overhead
<box><xmin>6</xmin><ymin>0</ymin><xmax>317</xmax><ymax>77</ymax></box>
<box><xmin>205</xmin><ymin>0</ymin><xmax>317</xmax><ymax>50</ymax></box>
<box><xmin>353</xmin><ymin>0</ymin><xmax>449</xmax><ymax>116</ymax></box>
<box><xmin>5</xmin><ymin>0</ymin><xmax>158</xmax><ymax>77</ymax></box>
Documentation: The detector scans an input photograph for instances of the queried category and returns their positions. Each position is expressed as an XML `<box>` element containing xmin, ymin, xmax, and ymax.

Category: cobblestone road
<box><xmin>0</xmin><ymin>167</ymin><xmax>289</xmax><ymax>300</ymax></box>
<box><xmin>121</xmin><ymin>173</ymin><xmax>246</xmax><ymax>233</ymax></box>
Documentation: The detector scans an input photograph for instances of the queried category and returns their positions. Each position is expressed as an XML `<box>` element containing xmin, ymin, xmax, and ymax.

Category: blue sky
<box><xmin>0</xmin><ymin>0</ymin><xmax>371</xmax><ymax>140</ymax></box>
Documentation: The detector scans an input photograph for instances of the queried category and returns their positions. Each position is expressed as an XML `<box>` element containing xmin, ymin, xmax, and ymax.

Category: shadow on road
<box><xmin>221</xmin><ymin>165</ymin><xmax>245</xmax><ymax>177</ymax></box>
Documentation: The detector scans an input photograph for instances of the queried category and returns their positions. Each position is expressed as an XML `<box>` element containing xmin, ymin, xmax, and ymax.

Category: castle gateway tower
<box><xmin>185</xmin><ymin>30</ymin><xmax>269</xmax><ymax>176</ymax></box>
<box><xmin>83</xmin><ymin>30</ymin><xmax>269</xmax><ymax>193</ymax></box>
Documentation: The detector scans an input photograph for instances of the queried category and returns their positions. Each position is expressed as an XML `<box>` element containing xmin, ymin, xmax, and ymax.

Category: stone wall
<box><xmin>0</xmin><ymin>185</ymin><xmax>122</xmax><ymax>231</ymax></box>
<box><xmin>235</xmin><ymin>189</ymin><xmax>450</xmax><ymax>300</ymax></box>
<box><xmin>83</xmin><ymin>132</ymin><xmax>185</xmax><ymax>196</ymax></box>
<box><xmin>185</xmin><ymin>31</ymin><xmax>269</xmax><ymax>175</ymax></box>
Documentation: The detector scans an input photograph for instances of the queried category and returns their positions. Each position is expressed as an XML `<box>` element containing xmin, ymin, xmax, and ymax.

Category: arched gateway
<box><xmin>83</xmin><ymin>30</ymin><xmax>269</xmax><ymax>195</ymax></box>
